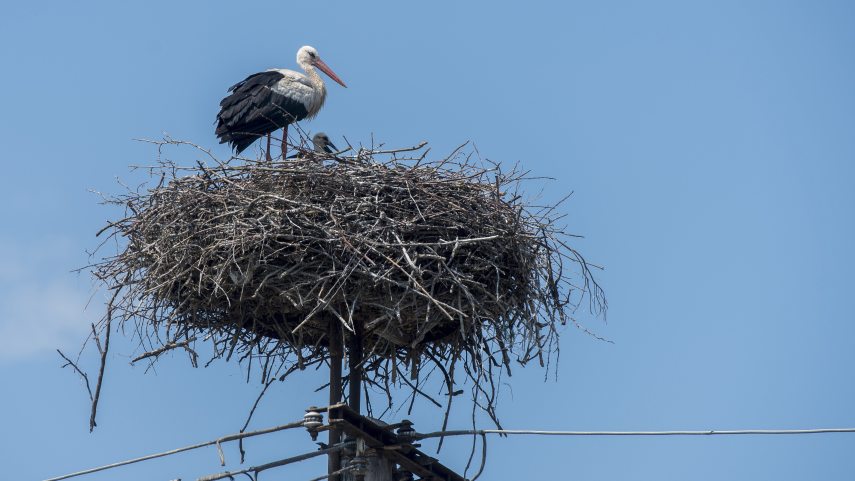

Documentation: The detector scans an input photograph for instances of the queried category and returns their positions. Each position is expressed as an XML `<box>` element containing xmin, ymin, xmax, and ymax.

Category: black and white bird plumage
<box><xmin>215</xmin><ymin>46</ymin><xmax>346</xmax><ymax>155</ymax></box>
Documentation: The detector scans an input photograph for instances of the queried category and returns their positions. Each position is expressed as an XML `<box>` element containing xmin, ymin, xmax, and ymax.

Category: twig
<box><xmin>237</xmin><ymin>377</ymin><xmax>278</xmax><ymax>463</ymax></box>
<box><xmin>57</xmin><ymin>350</ymin><xmax>93</xmax><ymax>401</ymax></box>
<box><xmin>472</xmin><ymin>432</ymin><xmax>488</xmax><ymax>481</ymax></box>
<box><xmin>367</xmin><ymin>141</ymin><xmax>428</xmax><ymax>155</ymax></box>
<box><xmin>89</xmin><ymin>315</ymin><xmax>111</xmax><ymax>432</ymax></box>
<box><xmin>131</xmin><ymin>336</ymin><xmax>197</xmax><ymax>363</ymax></box>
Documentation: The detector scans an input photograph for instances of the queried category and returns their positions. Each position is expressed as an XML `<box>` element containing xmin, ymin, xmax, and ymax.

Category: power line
<box><xmin>43</xmin><ymin>420</ymin><xmax>305</xmax><ymax>481</ymax></box>
<box><xmin>308</xmin><ymin>466</ymin><xmax>354</xmax><ymax>481</ymax></box>
<box><xmin>416</xmin><ymin>427</ymin><xmax>855</xmax><ymax>439</ymax></box>
<box><xmin>197</xmin><ymin>442</ymin><xmax>354</xmax><ymax>481</ymax></box>
<box><xmin>43</xmin><ymin>422</ymin><xmax>855</xmax><ymax>481</ymax></box>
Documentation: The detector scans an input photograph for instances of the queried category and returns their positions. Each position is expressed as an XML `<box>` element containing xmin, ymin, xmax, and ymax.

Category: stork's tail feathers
<box><xmin>215</xmin><ymin>122</ymin><xmax>259</xmax><ymax>154</ymax></box>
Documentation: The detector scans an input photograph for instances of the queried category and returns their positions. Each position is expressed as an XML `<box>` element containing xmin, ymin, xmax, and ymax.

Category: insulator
<box><xmin>396</xmin><ymin>420</ymin><xmax>416</xmax><ymax>442</ymax></box>
<box><xmin>303</xmin><ymin>410</ymin><xmax>323</xmax><ymax>430</ymax></box>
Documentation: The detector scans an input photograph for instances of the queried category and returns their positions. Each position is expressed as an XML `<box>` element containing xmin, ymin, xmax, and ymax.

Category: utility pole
<box><xmin>348</xmin><ymin>321</ymin><xmax>363</xmax><ymax>414</ymax></box>
<box><xmin>323</xmin><ymin>321</ymin><xmax>459</xmax><ymax>481</ymax></box>
<box><xmin>344</xmin><ymin>321</ymin><xmax>395</xmax><ymax>480</ymax></box>
<box><xmin>326</xmin><ymin>404</ymin><xmax>464</xmax><ymax>481</ymax></box>
<box><xmin>328</xmin><ymin>319</ymin><xmax>343</xmax><ymax>481</ymax></box>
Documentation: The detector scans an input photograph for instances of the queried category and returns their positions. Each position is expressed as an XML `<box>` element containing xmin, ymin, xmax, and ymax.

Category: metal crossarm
<box><xmin>326</xmin><ymin>404</ymin><xmax>466</xmax><ymax>481</ymax></box>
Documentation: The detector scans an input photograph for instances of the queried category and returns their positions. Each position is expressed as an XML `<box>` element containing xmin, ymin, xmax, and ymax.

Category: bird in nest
<box><xmin>286</xmin><ymin>132</ymin><xmax>339</xmax><ymax>159</ymax></box>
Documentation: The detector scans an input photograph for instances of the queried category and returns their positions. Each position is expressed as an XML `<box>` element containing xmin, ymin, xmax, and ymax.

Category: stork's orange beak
<box><xmin>314</xmin><ymin>58</ymin><xmax>347</xmax><ymax>88</ymax></box>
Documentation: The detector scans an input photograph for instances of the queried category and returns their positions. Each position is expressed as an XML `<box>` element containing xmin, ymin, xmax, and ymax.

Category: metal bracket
<box><xmin>325</xmin><ymin>404</ymin><xmax>466</xmax><ymax>481</ymax></box>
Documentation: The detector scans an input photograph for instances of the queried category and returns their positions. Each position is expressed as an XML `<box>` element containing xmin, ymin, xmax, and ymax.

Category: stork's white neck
<box><xmin>302</xmin><ymin>65</ymin><xmax>327</xmax><ymax>119</ymax></box>
<box><xmin>303</xmin><ymin>65</ymin><xmax>326</xmax><ymax>91</ymax></box>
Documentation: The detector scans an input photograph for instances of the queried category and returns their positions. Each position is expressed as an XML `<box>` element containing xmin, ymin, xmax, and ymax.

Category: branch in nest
<box><xmin>131</xmin><ymin>336</ymin><xmax>198</xmax><ymax>365</ymax></box>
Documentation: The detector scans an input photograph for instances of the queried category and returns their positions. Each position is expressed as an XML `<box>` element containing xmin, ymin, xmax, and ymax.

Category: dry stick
<box><xmin>369</xmin><ymin>141</ymin><xmax>428</xmax><ymax>155</ymax></box>
<box><xmin>394</xmin><ymin>370</ymin><xmax>442</xmax><ymax>409</ymax></box>
<box><xmin>56</xmin><ymin>350</ymin><xmax>93</xmax><ymax>401</ymax></box>
<box><xmin>89</xmin><ymin>317</ymin><xmax>110</xmax><ymax>432</ymax></box>
<box><xmin>197</xmin><ymin>443</ymin><xmax>353</xmax><ymax>481</ymax></box>
<box><xmin>328</xmin><ymin>318</ymin><xmax>344</xmax><ymax>481</ymax></box>
<box><xmin>131</xmin><ymin>336</ymin><xmax>197</xmax><ymax>363</ymax></box>
<box><xmin>472</xmin><ymin>433</ymin><xmax>488</xmax><ymax>481</ymax></box>
<box><xmin>43</xmin><ymin>421</ymin><xmax>305</xmax><ymax>481</ymax></box>
<box><xmin>426</xmin><ymin>352</ymin><xmax>454</xmax><ymax>453</ymax></box>
<box><xmin>238</xmin><ymin>377</ymin><xmax>278</xmax><ymax>463</ymax></box>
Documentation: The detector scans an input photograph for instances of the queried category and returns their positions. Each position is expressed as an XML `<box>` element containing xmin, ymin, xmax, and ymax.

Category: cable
<box><xmin>43</xmin><ymin>423</ymin><xmax>855</xmax><ymax>481</ymax></box>
<box><xmin>416</xmin><ymin>427</ymin><xmax>855</xmax><ymax>439</ymax></box>
<box><xmin>307</xmin><ymin>465</ymin><xmax>353</xmax><ymax>481</ymax></box>
<box><xmin>43</xmin><ymin>420</ymin><xmax>305</xmax><ymax>481</ymax></box>
<box><xmin>196</xmin><ymin>442</ymin><xmax>354</xmax><ymax>481</ymax></box>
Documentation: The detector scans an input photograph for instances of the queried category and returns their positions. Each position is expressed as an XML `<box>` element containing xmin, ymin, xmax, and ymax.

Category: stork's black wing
<box><xmin>215</xmin><ymin>70</ymin><xmax>310</xmax><ymax>154</ymax></box>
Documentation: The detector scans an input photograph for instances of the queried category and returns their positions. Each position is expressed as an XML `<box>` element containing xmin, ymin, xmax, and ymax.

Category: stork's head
<box><xmin>312</xmin><ymin>132</ymin><xmax>337</xmax><ymax>153</ymax></box>
<box><xmin>297</xmin><ymin>46</ymin><xmax>347</xmax><ymax>88</ymax></box>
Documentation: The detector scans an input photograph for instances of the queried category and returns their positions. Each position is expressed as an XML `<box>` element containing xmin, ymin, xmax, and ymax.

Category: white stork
<box><xmin>215</xmin><ymin>46</ymin><xmax>347</xmax><ymax>159</ymax></box>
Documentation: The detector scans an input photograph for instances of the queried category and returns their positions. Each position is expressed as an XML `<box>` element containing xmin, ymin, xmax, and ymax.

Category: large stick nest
<box><xmin>92</xmin><ymin>137</ymin><xmax>605</xmax><ymax>422</ymax></box>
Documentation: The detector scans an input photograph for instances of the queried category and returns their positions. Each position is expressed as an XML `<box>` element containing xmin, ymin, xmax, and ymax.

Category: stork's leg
<box><xmin>281</xmin><ymin>124</ymin><xmax>288</xmax><ymax>159</ymax></box>
<box><xmin>265</xmin><ymin>134</ymin><xmax>272</xmax><ymax>162</ymax></box>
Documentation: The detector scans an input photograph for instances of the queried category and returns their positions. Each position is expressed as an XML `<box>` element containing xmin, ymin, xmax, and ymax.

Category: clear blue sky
<box><xmin>2</xmin><ymin>1</ymin><xmax>854</xmax><ymax>479</ymax></box>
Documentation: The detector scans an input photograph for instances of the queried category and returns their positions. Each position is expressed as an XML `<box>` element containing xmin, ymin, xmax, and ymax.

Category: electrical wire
<box><xmin>42</xmin><ymin>420</ymin><xmax>305</xmax><ymax>481</ymax></box>
<box><xmin>416</xmin><ymin>427</ymin><xmax>855</xmax><ymax>439</ymax></box>
<box><xmin>43</xmin><ymin>423</ymin><xmax>855</xmax><ymax>481</ymax></box>
<box><xmin>196</xmin><ymin>442</ymin><xmax>354</xmax><ymax>481</ymax></box>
